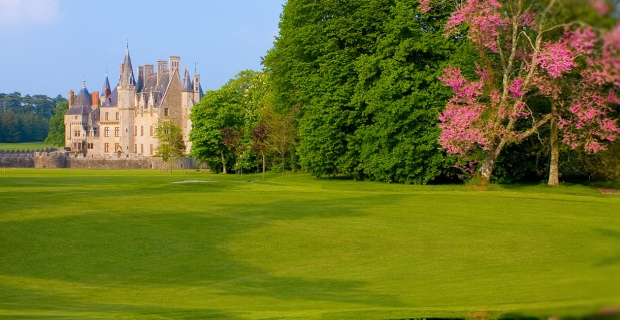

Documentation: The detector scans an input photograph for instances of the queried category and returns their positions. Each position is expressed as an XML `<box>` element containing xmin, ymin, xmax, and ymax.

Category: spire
<box><xmin>82</xmin><ymin>76</ymin><xmax>86</xmax><ymax>88</ymax></box>
<box><xmin>120</xmin><ymin>46</ymin><xmax>136</xmax><ymax>87</ymax></box>
<box><xmin>182</xmin><ymin>68</ymin><xmax>193</xmax><ymax>92</ymax></box>
<box><xmin>102</xmin><ymin>73</ymin><xmax>112</xmax><ymax>98</ymax></box>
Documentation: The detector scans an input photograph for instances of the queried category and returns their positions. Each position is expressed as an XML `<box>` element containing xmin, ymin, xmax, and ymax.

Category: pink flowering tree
<box><xmin>422</xmin><ymin>0</ymin><xmax>620</xmax><ymax>185</ymax></box>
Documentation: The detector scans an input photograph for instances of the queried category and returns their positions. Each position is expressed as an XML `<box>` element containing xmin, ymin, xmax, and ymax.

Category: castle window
<box><xmin>115</xmin><ymin>127</ymin><xmax>120</xmax><ymax>137</ymax></box>
<box><xmin>75</xmin><ymin>116</ymin><xmax>78</xmax><ymax>120</ymax></box>
<box><xmin>141</xmin><ymin>126</ymin><xmax>144</xmax><ymax>136</ymax></box>
<box><xmin>141</xmin><ymin>144</ymin><xmax>144</xmax><ymax>154</ymax></box>
<box><xmin>104</xmin><ymin>127</ymin><xmax>110</xmax><ymax>137</ymax></box>
<box><xmin>135</xmin><ymin>126</ymin><xmax>137</xmax><ymax>136</ymax></box>
<box><xmin>93</xmin><ymin>128</ymin><xmax>98</xmax><ymax>136</ymax></box>
<box><xmin>115</xmin><ymin>112</ymin><xmax>119</xmax><ymax>120</ymax></box>
<box><xmin>115</xmin><ymin>143</ymin><xmax>120</xmax><ymax>152</ymax></box>
<box><xmin>105</xmin><ymin>112</ymin><xmax>109</xmax><ymax>120</ymax></box>
<box><xmin>74</xmin><ymin>130</ymin><xmax>79</xmax><ymax>137</ymax></box>
<box><xmin>150</xmin><ymin>126</ymin><xmax>153</xmax><ymax>136</ymax></box>
<box><xmin>134</xmin><ymin>144</ymin><xmax>137</xmax><ymax>153</ymax></box>
<box><xmin>150</xmin><ymin>144</ymin><xmax>153</xmax><ymax>155</ymax></box>
<box><xmin>104</xmin><ymin>143</ymin><xmax>110</xmax><ymax>153</ymax></box>
<box><xmin>164</xmin><ymin>108</ymin><xmax>169</xmax><ymax>117</ymax></box>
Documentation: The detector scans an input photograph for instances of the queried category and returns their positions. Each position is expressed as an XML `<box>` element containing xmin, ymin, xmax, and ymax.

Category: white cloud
<box><xmin>0</xmin><ymin>0</ymin><xmax>59</xmax><ymax>26</ymax></box>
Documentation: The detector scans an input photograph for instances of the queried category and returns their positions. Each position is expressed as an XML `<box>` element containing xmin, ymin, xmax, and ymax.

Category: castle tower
<box><xmin>181</xmin><ymin>68</ymin><xmax>194</xmax><ymax>152</ymax></box>
<box><xmin>118</xmin><ymin>48</ymin><xmax>137</xmax><ymax>154</ymax></box>
<box><xmin>193</xmin><ymin>73</ymin><xmax>201</xmax><ymax>103</ymax></box>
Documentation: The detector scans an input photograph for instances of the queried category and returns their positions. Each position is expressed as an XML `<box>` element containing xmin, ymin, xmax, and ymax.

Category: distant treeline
<box><xmin>0</xmin><ymin>92</ymin><xmax>66</xmax><ymax>143</ymax></box>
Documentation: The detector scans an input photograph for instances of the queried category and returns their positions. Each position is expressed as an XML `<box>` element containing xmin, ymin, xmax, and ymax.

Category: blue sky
<box><xmin>0</xmin><ymin>0</ymin><xmax>286</xmax><ymax>97</ymax></box>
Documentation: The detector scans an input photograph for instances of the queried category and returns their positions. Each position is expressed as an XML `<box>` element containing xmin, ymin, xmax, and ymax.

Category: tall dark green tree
<box><xmin>1</xmin><ymin>111</ymin><xmax>20</xmax><ymax>142</ymax></box>
<box><xmin>263</xmin><ymin>0</ymin><xmax>466</xmax><ymax>183</ymax></box>
<box><xmin>45</xmin><ymin>101</ymin><xmax>69</xmax><ymax>147</ymax></box>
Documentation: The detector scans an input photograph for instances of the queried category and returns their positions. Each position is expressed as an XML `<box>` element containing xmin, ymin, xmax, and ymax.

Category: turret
<box><xmin>120</xmin><ymin>49</ymin><xmax>136</xmax><ymax>88</ymax></box>
<box><xmin>101</xmin><ymin>74</ymin><xmax>111</xmax><ymax>100</ymax></box>
<box><xmin>182</xmin><ymin>69</ymin><xmax>193</xmax><ymax>92</ymax></box>
<box><xmin>193</xmin><ymin>73</ymin><xmax>202</xmax><ymax>102</ymax></box>
<box><xmin>118</xmin><ymin>48</ymin><xmax>137</xmax><ymax>154</ymax></box>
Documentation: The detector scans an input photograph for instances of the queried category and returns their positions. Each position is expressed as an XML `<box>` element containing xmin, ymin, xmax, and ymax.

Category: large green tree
<box><xmin>45</xmin><ymin>101</ymin><xmax>69</xmax><ymax>147</ymax></box>
<box><xmin>189</xmin><ymin>70</ymin><xmax>262</xmax><ymax>173</ymax></box>
<box><xmin>263</xmin><ymin>0</ymin><xmax>466</xmax><ymax>183</ymax></box>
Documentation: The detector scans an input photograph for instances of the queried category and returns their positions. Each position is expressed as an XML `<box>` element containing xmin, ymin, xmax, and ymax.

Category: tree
<box><xmin>45</xmin><ymin>101</ymin><xmax>68</xmax><ymax>146</ymax></box>
<box><xmin>251</xmin><ymin>123</ymin><xmax>268</xmax><ymax>179</ymax></box>
<box><xmin>190</xmin><ymin>70</ymin><xmax>263</xmax><ymax>173</ymax></box>
<box><xmin>154</xmin><ymin>119</ymin><xmax>186</xmax><ymax>174</ymax></box>
<box><xmin>263</xmin><ymin>0</ymin><xmax>465</xmax><ymax>183</ymax></box>
<box><xmin>424</xmin><ymin>0</ymin><xmax>620</xmax><ymax>185</ymax></box>
<box><xmin>221</xmin><ymin>127</ymin><xmax>245</xmax><ymax>174</ymax></box>
<box><xmin>1</xmin><ymin>111</ymin><xmax>19</xmax><ymax>142</ymax></box>
<box><xmin>263</xmin><ymin>107</ymin><xmax>296</xmax><ymax>178</ymax></box>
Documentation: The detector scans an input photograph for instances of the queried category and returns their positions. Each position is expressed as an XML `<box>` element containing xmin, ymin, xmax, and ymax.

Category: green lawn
<box><xmin>0</xmin><ymin>169</ymin><xmax>618</xmax><ymax>319</ymax></box>
<box><xmin>0</xmin><ymin>142</ymin><xmax>54</xmax><ymax>150</ymax></box>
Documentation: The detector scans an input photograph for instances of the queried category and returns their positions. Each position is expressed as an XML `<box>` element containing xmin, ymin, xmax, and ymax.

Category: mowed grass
<box><xmin>0</xmin><ymin>142</ymin><xmax>54</xmax><ymax>150</ymax></box>
<box><xmin>0</xmin><ymin>169</ymin><xmax>619</xmax><ymax>319</ymax></box>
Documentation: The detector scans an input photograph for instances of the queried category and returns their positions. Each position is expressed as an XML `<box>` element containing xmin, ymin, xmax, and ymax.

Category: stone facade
<box><xmin>64</xmin><ymin>49</ymin><xmax>202</xmax><ymax>158</ymax></box>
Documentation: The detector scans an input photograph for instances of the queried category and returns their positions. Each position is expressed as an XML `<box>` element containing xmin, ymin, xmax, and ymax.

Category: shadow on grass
<box><xmin>0</xmin><ymin>193</ymin><xmax>406</xmax><ymax>315</ymax></box>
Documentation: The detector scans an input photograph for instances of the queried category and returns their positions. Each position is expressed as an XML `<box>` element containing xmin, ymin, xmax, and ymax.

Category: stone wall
<box><xmin>0</xmin><ymin>148</ymin><xmax>58</xmax><ymax>168</ymax></box>
<box><xmin>1</xmin><ymin>148</ymin><xmax>196</xmax><ymax>170</ymax></box>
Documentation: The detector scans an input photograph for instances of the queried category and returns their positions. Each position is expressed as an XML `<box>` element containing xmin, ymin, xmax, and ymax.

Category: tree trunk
<box><xmin>548</xmin><ymin>104</ymin><xmax>560</xmax><ymax>187</ymax></box>
<box><xmin>478</xmin><ymin>156</ymin><xmax>496</xmax><ymax>184</ymax></box>
<box><xmin>477</xmin><ymin>142</ymin><xmax>504</xmax><ymax>184</ymax></box>
<box><xmin>290</xmin><ymin>150</ymin><xmax>295</xmax><ymax>174</ymax></box>
<box><xmin>262</xmin><ymin>152</ymin><xmax>265</xmax><ymax>180</ymax></box>
<box><xmin>281</xmin><ymin>153</ymin><xmax>285</xmax><ymax>179</ymax></box>
<box><xmin>170</xmin><ymin>161</ymin><xmax>173</xmax><ymax>174</ymax></box>
<box><xmin>221</xmin><ymin>150</ymin><xmax>227</xmax><ymax>174</ymax></box>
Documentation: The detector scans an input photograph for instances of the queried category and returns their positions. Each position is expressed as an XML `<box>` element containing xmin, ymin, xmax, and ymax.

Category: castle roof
<box><xmin>102</xmin><ymin>74</ymin><xmax>112</xmax><ymax>98</ymax></box>
<box><xmin>120</xmin><ymin>49</ymin><xmax>136</xmax><ymax>87</ymax></box>
<box><xmin>182</xmin><ymin>68</ymin><xmax>193</xmax><ymax>92</ymax></box>
<box><xmin>66</xmin><ymin>84</ymin><xmax>93</xmax><ymax>115</ymax></box>
<box><xmin>101</xmin><ymin>87</ymin><xmax>118</xmax><ymax>107</ymax></box>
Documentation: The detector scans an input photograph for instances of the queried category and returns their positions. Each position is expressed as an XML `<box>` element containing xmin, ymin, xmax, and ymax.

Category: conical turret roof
<box><xmin>182</xmin><ymin>69</ymin><xmax>193</xmax><ymax>92</ymax></box>
<box><xmin>102</xmin><ymin>74</ymin><xmax>112</xmax><ymax>98</ymax></box>
<box><xmin>120</xmin><ymin>49</ymin><xmax>136</xmax><ymax>87</ymax></box>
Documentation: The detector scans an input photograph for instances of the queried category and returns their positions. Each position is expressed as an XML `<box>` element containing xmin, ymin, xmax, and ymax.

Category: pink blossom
<box><xmin>508</xmin><ymin>79</ymin><xmax>525</xmax><ymax>97</ymax></box>
<box><xmin>536</xmin><ymin>42</ymin><xmax>577</xmax><ymax>78</ymax></box>
<box><xmin>520</xmin><ymin>12</ymin><xmax>536</xmax><ymax>30</ymax></box>
<box><xmin>419</xmin><ymin>0</ymin><xmax>431</xmax><ymax>13</ymax></box>
<box><xmin>588</xmin><ymin>0</ymin><xmax>609</xmax><ymax>15</ymax></box>
<box><xmin>566</xmin><ymin>28</ymin><xmax>597</xmax><ymax>55</ymax></box>
<box><xmin>445</xmin><ymin>0</ymin><xmax>506</xmax><ymax>52</ymax></box>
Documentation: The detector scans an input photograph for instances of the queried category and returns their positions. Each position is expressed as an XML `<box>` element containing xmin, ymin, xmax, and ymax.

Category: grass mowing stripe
<box><xmin>0</xmin><ymin>169</ymin><xmax>618</xmax><ymax>319</ymax></box>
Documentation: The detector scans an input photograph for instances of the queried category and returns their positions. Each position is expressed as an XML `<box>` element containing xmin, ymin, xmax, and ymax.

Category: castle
<box><xmin>64</xmin><ymin>48</ymin><xmax>202</xmax><ymax>156</ymax></box>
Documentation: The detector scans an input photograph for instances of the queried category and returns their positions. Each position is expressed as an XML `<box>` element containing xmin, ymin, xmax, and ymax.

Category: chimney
<box><xmin>91</xmin><ymin>91</ymin><xmax>100</xmax><ymax>107</ymax></box>
<box><xmin>156</xmin><ymin>60</ymin><xmax>167</xmax><ymax>86</ymax></box>
<box><xmin>169</xmin><ymin>56</ymin><xmax>180</xmax><ymax>79</ymax></box>
<box><xmin>144</xmin><ymin>64</ymin><xmax>154</xmax><ymax>78</ymax></box>
<box><xmin>69</xmin><ymin>90</ymin><xmax>75</xmax><ymax>107</ymax></box>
